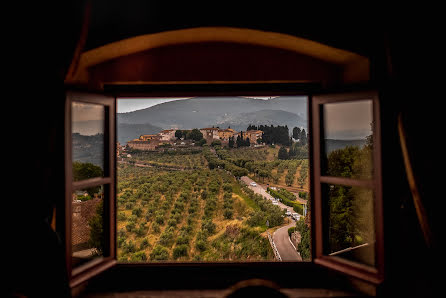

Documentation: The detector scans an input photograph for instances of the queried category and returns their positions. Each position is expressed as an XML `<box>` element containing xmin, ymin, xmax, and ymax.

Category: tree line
<box><xmin>246</xmin><ymin>124</ymin><xmax>308</xmax><ymax>147</ymax></box>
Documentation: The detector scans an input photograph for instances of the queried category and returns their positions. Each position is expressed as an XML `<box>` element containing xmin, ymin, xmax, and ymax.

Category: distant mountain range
<box><xmin>324</xmin><ymin>139</ymin><xmax>367</xmax><ymax>154</ymax></box>
<box><xmin>72</xmin><ymin>133</ymin><xmax>103</xmax><ymax>167</ymax></box>
<box><xmin>117</xmin><ymin>123</ymin><xmax>162</xmax><ymax>144</ymax></box>
<box><xmin>117</xmin><ymin>96</ymin><xmax>307</xmax><ymax>144</ymax></box>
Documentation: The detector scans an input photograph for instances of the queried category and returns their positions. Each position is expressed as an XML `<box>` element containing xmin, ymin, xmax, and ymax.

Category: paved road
<box><xmin>240</xmin><ymin>176</ymin><xmax>294</xmax><ymax>214</ymax></box>
<box><xmin>240</xmin><ymin>176</ymin><xmax>301</xmax><ymax>261</ymax></box>
<box><xmin>273</xmin><ymin>221</ymin><xmax>302</xmax><ymax>261</ymax></box>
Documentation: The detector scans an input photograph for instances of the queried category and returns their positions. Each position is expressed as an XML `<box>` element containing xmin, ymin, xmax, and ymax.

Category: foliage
<box><xmin>150</xmin><ymin>245</ymin><xmax>169</xmax><ymax>261</ymax></box>
<box><xmin>278</xmin><ymin>147</ymin><xmax>288</xmax><ymax>160</ymax></box>
<box><xmin>88</xmin><ymin>201</ymin><xmax>104</xmax><ymax>254</ymax></box>
<box><xmin>116</xmin><ymin>145</ymin><xmax>301</xmax><ymax>262</ymax></box>
<box><xmin>73</xmin><ymin>161</ymin><xmax>104</xmax><ymax>181</ymax></box>
<box><xmin>173</xmin><ymin>244</ymin><xmax>189</xmax><ymax>259</ymax></box>
<box><xmin>248</xmin><ymin>124</ymin><xmax>290</xmax><ymax>146</ymax></box>
<box><xmin>295</xmin><ymin>217</ymin><xmax>311</xmax><ymax>260</ymax></box>
<box><xmin>268</xmin><ymin>188</ymin><xmax>303</xmax><ymax>215</ymax></box>
<box><xmin>73</xmin><ymin>161</ymin><xmax>104</xmax><ymax>196</ymax></box>
<box><xmin>324</xmin><ymin>142</ymin><xmax>374</xmax><ymax>255</ymax></box>
<box><xmin>326</xmin><ymin>145</ymin><xmax>372</xmax><ymax>179</ymax></box>
<box><xmin>211</xmin><ymin>140</ymin><xmax>222</xmax><ymax>147</ymax></box>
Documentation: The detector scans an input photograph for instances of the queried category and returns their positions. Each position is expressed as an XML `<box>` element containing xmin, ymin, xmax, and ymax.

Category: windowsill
<box><xmin>80</xmin><ymin>287</ymin><xmax>365</xmax><ymax>297</ymax></box>
<box><xmin>72</xmin><ymin>262</ymin><xmax>375</xmax><ymax>297</ymax></box>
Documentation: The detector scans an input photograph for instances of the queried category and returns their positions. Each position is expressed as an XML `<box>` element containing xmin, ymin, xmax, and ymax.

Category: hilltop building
<box><xmin>238</xmin><ymin>129</ymin><xmax>264</xmax><ymax>144</ymax></box>
<box><xmin>218</xmin><ymin>128</ymin><xmax>238</xmax><ymax>142</ymax></box>
<box><xmin>158</xmin><ymin>129</ymin><xmax>177</xmax><ymax>141</ymax></box>
<box><xmin>127</xmin><ymin>140</ymin><xmax>159</xmax><ymax>151</ymax></box>
<box><xmin>139</xmin><ymin>134</ymin><xmax>160</xmax><ymax>141</ymax></box>
<box><xmin>200</xmin><ymin>127</ymin><xmax>220</xmax><ymax>144</ymax></box>
<box><xmin>126</xmin><ymin>127</ymin><xmax>264</xmax><ymax>150</ymax></box>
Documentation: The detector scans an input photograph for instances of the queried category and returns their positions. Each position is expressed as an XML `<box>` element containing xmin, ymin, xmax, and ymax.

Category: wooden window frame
<box><xmin>63</xmin><ymin>84</ymin><xmax>385</xmax><ymax>291</ymax></box>
<box><xmin>64</xmin><ymin>90</ymin><xmax>117</xmax><ymax>288</ymax></box>
<box><xmin>310</xmin><ymin>90</ymin><xmax>384</xmax><ymax>284</ymax></box>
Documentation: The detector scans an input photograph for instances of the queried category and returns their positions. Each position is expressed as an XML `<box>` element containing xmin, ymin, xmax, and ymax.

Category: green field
<box><xmin>117</xmin><ymin>148</ymin><xmax>286</xmax><ymax>262</ymax></box>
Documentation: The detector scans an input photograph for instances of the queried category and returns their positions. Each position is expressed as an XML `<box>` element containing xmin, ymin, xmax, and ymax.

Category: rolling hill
<box><xmin>117</xmin><ymin>96</ymin><xmax>307</xmax><ymax>143</ymax></box>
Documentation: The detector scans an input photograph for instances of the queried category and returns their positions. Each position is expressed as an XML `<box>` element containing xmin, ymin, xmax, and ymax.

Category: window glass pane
<box><xmin>322</xmin><ymin>100</ymin><xmax>373</xmax><ymax>179</ymax></box>
<box><xmin>72</xmin><ymin>185</ymin><xmax>105</xmax><ymax>268</ymax></box>
<box><xmin>116</xmin><ymin>96</ymin><xmax>311</xmax><ymax>262</ymax></box>
<box><xmin>72</xmin><ymin>102</ymin><xmax>105</xmax><ymax>180</ymax></box>
<box><xmin>323</xmin><ymin>184</ymin><xmax>375</xmax><ymax>267</ymax></box>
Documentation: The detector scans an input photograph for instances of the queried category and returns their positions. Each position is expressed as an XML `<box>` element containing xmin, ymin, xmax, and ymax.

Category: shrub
<box><xmin>167</xmin><ymin>218</ymin><xmax>177</xmax><ymax>227</ymax></box>
<box><xmin>117</xmin><ymin>236</ymin><xmax>126</xmax><ymax>248</ymax></box>
<box><xmin>130</xmin><ymin>251</ymin><xmax>147</xmax><ymax>261</ymax></box>
<box><xmin>150</xmin><ymin>245</ymin><xmax>169</xmax><ymax>261</ymax></box>
<box><xmin>158</xmin><ymin>227</ymin><xmax>175</xmax><ymax>247</ymax></box>
<box><xmin>155</xmin><ymin>214</ymin><xmax>164</xmax><ymax>225</ymax></box>
<box><xmin>135</xmin><ymin>224</ymin><xmax>147</xmax><ymax>237</ymax></box>
<box><xmin>139</xmin><ymin>238</ymin><xmax>150</xmax><ymax>250</ymax></box>
<box><xmin>195</xmin><ymin>239</ymin><xmax>207</xmax><ymax>252</ymax></box>
<box><xmin>176</xmin><ymin>234</ymin><xmax>190</xmax><ymax>245</ymax></box>
<box><xmin>223</xmin><ymin>209</ymin><xmax>234</xmax><ymax>219</ymax></box>
<box><xmin>173</xmin><ymin>244</ymin><xmax>189</xmax><ymax>259</ymax></box>
<box><xmin>247</xmin><ymin>211</ymin><xmax>265</xmax><ymax>227</ymax></box>
<box><xmin>123</xmin><ymin>240</ymin><xmax>136</xmax><ymax>253</ymax></box>
<box><xmin>132</xmin><ymin>207</ymin><xmax>142</xmax><ymax>217</ymax></box>
<box><xmin>125</xmin><ymin>202</ymin><xmax>135</xmax><ymax>210</ymax></box>
<box><xmin>151</xmin><ymin>222</ymin><xmax>160</xmax><ymax>233</ymax></box>
<box><xmin>202</xmin><ymin>220</ymin><xmax>216</xmax><ymax>235</ymax></box>
<box><xmin>126</xmin><ymin>222</ymin><xmax>136</xmax><ymax>233</ymax></box>
<box><xmin>223</xmin><ymin>183</ymin><xmax>232</xmax><ymax>193</ymax></box>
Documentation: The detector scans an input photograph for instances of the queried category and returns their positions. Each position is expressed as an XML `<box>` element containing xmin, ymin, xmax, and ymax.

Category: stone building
<box><xmin>158</xmin><ymin>129</ymin><xmax>177</xmax><ymax>141</ymax></box>
<box><xmin>200</xmin><ymin>127</ymin><xmax>220</xmax><ymax>144</ymax></box>
<box><xmin>139</xmin><ymin>134</ymin><xmax>161</xmax><ymax>141</ymax></box>
<box><xmin>72</xmin><ymin>197</ymin><xmax>102</xmax><ymax>252</ymax></box>
<box><xmin>127</xmin><ymin>140</ymin><xmax>159</xmax><ymax>151</ymax></box>
<box><xmin>218</xmin><ymin>128</ymin><xmax>238</xmax><ymax>142</ymax></box>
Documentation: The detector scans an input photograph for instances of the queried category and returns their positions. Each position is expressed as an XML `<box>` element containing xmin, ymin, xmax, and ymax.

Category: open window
<box><xmin>114</xmin><ymin>90</ymin><xmax>311</xmax><ymax>263</ymax></box>
<box><xmin>63</xmin><ymin>86</ymin><xmax>385</xmax><ymax>292</ymax></box>
<box><xmin>311</xmin><ymin>91</ymin><xmax>384</xmax><ymax>283</ymax></box>
<box><xmin>64</xmin><ymin>90</ymin><xmax>116</xmax><ymax>287</ymax></box>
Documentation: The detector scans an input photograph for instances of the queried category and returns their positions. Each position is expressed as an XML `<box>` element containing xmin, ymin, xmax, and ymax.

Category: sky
<box><xmin>117</xmin><ymin>96</ymin><xmax>279</xmax><ymax>113</ymax></box>
<box><xmin>323</xmin><ymin>100</ymin><xmax>373</xmax><ymax>140</ymax></box>
<box><xmin>72</xmin><ymin>102</ymin><xmax>104</xmax><ymax>135</ymax></box>
<box><xmin>117</xmin><ymin>97</ymin><xmax>193</xmax><ymax>113</ymax></box>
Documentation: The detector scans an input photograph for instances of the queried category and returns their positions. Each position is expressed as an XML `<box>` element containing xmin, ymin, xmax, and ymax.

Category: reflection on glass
<box><xmin>72</xmin><ymin>186</ymin><xmax>105</xmax><ymax>268</ymax></box>
<box><xmin>72</xmin><ymin>102</ymin><xmax>104</xmax><ymax>180</ymax></box>
<box><xmin>322</xmin><ymin>100</ymin><xmax>373</xmax><ymax>179</ymax></box>
<box><xmin>323</xmin><ymin>184</ymin><xmax>375</xmax><ymax>267</ymax></box>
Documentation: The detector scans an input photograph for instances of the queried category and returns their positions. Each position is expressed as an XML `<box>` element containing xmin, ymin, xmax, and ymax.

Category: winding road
<box><xmin>240</xmin><ymin>176</ymin><xmax>302</xmax><ymax>261</ymax></box>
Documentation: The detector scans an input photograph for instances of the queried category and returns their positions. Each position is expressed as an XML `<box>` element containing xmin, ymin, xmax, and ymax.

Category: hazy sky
<box><xmin>72</xmin><ymin>102</ymin><xmax>104</xmax><ymax>135</ymax></box>
<box><xmin>323</xmin><ymin>100</ymin><xmax>373</xmax><ymax>139</ymax></box>
<box><xmin>117</xmin><ymin>97</ymin><xmax>193</xmax><ymax>113</ymax></box>
<box><xmin>117</xmin><ymin>96</ymin><xmax>278</xmax><ymax>113</ymax></box>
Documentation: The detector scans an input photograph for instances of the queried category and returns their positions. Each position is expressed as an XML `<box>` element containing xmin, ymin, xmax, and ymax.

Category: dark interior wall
<box><xmin>85</xmin><ymin>1</ymin><xmax>381</xmax><ymax>56</ymax></box>
<box><xmin>88</xmin><ymin>42</ymin><xmax>342</xmax><ymax>86</ymax></box>
<box><xmin>9</xmin><ymin>1</ymin><xmax>441</xmax><ymax>297</ymax></box>
<box><xmin>8</xmin><ymin>1</ymin><xmax>88</xmax><ymax>297</ymax></box>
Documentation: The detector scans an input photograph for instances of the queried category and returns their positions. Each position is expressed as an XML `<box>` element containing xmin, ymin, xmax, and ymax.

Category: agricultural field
<box><xmin>116</xmin><ymin>141</ymin><xmax>310</xmax><ymax>262</ymax></box>
<box><xmin>215</xmin><ymin>146</ymin><xmax>310</xmax><ymax>193</ymax></box>
<box><xmin>126</xmin><ymin>148</ymin><xmax>207</xmax><ymax>170</ymax></box>
<box><xmin>117</xmin><ymin>149</ymin><xmax>289</xmax><ymax>262</ymax></box>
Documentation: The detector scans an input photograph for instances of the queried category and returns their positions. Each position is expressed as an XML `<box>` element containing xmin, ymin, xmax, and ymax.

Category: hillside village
<box><xmin>123</xmin><ymin>127</ymin><xmax>264</xmax><ymax>152</ymax></box>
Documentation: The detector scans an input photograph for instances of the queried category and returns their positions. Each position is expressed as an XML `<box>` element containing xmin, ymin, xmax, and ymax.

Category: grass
<box><xmin>232</xmin><ymin>183</ymin><xmax>260</xmax><ymax>211</ymax></box>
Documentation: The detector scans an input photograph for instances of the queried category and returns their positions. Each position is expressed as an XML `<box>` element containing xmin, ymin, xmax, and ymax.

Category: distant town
<box><xmin>119</xmin><ymin>127</ymin><xmax>264</xmax><ymax>153</ymax></box>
